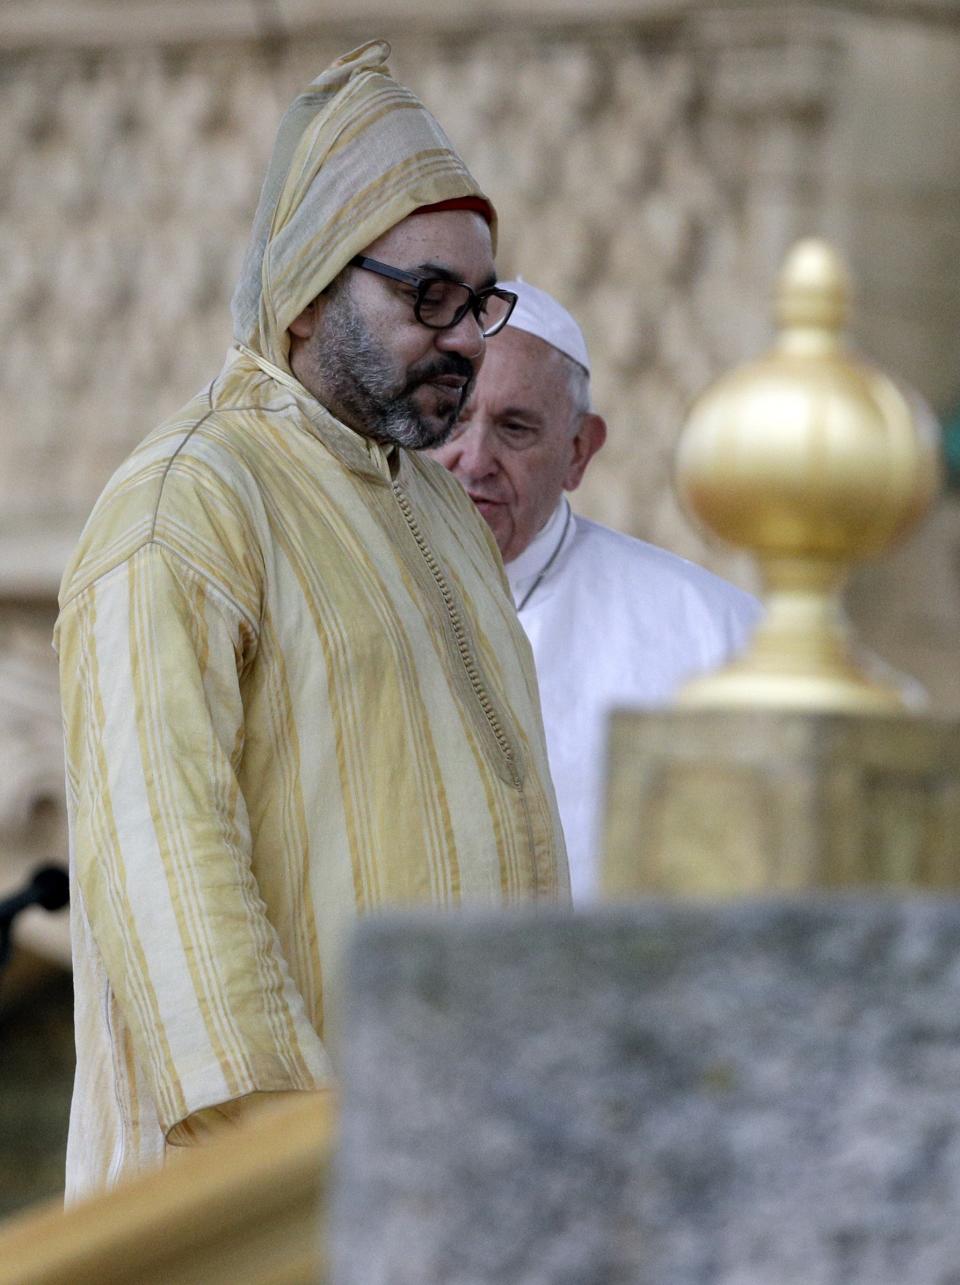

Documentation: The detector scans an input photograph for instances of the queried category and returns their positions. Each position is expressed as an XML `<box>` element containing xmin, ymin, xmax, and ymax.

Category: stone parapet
<box><xmin>4</xmin><ymin>1</ymin><xmax>960</xmax><ymax>51</ymax></box>
<box><xmin>333</xmin><ymin>899</ymin><xmax>960</xmax><ymax>1283</ymax></box>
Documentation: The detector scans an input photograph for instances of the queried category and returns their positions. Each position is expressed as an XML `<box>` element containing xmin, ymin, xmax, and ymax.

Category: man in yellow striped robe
<box><xmin>56</xmin><ymin>40</ymin><xmax>568</xmax><ymax>1199</ymax></box>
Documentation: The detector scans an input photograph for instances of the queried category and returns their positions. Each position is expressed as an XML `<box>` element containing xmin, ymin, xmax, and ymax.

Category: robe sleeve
<box><xmin>57</xmin><ymin>540</ymin><xmax>332</xmax><ymax>1143</ymax></box>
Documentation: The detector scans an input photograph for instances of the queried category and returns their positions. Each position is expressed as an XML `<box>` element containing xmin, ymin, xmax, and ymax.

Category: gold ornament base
<box><xmin>679</xmin><ymin>573</ymin><xmax>904</xmax><ymax>713</ymax></box>
<box><xmin>678</xmin><ymin>667</ymin><xmax>903</xmax><ymax>715</ymax></box>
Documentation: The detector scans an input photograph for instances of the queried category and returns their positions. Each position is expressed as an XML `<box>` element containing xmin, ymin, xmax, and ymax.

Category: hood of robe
<box><xmin>231</xmin><ymin>39</ymin><xmax>497</xmax><ymax>374</ymax></box>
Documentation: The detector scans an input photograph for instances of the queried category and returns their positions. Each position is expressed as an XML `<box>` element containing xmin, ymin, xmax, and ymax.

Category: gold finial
<box><xmin>775</xmin><ymin>238</ymin><xmax>849</xmax><ymax>335</ymax></box>
<box><xmin>674</xmin><ymin>238</ymin><xmax>942</xmax><ymax>712</ymax></box>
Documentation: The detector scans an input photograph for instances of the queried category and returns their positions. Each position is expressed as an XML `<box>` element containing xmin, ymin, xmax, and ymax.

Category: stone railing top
<box><xmin>4</xmin><ymin>0</ymin><xmax>960</xmax><ymax>51</ymax></box>
<box><xmin>0</xmin><ymin>0</ymin><xmax>695</xmax><ymax>50</ymax></box>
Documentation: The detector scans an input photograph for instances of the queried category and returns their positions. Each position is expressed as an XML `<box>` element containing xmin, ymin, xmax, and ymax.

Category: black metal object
<box><xmin>0</xmin><ymin>866</ymin><xmax>69</xmax><ymax>973</ymax></box>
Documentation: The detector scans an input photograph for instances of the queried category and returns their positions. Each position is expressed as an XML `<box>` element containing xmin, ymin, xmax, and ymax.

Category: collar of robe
<box><xmin>233</xmin><ymin>342</ymin><xmax>400</xmax><ymax>486</ymax></box>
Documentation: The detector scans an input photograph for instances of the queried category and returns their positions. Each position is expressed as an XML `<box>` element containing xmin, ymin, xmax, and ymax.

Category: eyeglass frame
<box><xmin>349</xmin><ymin>255</ymin><xmax>518</xmax><ymax>338</ymax></box>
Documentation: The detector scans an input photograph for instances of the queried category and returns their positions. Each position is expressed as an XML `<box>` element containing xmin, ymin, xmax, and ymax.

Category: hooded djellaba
<box><xmin>56</xmin><ymin>41</ymin><xmax>568</xmax><ymax>1200</ymax></box>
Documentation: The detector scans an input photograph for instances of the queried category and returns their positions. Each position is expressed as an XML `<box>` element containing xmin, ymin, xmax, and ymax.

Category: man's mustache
<box><xmin>403</xmin><ymin>354</ymin><xmax>476</xmax><ymax>395</ymax></box>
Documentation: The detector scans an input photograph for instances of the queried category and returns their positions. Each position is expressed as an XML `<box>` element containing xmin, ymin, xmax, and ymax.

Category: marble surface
<box><xmin>333</xmin><ymin>899</ymin><xmax>960</xmax><ymax>1284</ymax></box>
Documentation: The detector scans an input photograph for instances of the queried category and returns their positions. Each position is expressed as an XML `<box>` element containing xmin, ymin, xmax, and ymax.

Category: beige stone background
<box><xmin>1</xmin><ymin>0</ymin><xmax>960</xmax><ymax>1209</ymax></box>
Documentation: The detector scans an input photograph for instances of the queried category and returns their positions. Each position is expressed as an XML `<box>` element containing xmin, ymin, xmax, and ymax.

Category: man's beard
<box><xmin>309</xmin><ymin>287</ymin><xmax>475</xmax><ymax>450</ymax></box>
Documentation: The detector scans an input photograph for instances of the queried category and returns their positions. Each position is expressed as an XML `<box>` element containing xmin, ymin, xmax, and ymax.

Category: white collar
<box><xmin>505</xmin><ymin>499</ymin><xmax>573</xmax><ymax>608</ymax></box>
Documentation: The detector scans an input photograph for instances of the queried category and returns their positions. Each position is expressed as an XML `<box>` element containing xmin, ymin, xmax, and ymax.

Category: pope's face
<box><xmin>289</xmin><ymin>210</ymin><xmax>496</xmax><ymax>450</ymax></box>
<box><xmin>427</xmin><ymin>327</ymin><xmax>605</xmax><ymax>562</ymax></box>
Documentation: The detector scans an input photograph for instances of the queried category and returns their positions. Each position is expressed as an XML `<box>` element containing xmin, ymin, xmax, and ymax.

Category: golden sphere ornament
<box><xmin>674</xmin><ymin>239</ymin><xmax>942</xmax><ymax>712</ymax></box>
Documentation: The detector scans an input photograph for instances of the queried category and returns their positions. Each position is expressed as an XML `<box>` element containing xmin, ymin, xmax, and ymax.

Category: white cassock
<box><xmin>506</xmin><ymin>499</ymin><xmax>762</xmax><ymax>903</ymax></box>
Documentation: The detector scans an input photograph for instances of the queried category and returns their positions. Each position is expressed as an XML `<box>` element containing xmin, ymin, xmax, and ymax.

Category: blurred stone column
<box><xmin>602</xmin><ymin>709</ymin><xmax>960</xmax><ymax>898</ymax></box>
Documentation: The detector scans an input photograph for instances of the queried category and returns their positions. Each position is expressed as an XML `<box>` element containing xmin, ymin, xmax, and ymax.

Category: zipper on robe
<box><xmin>390</xmin><ymin>480</ymin><xmax>522</xmax><ymax>790</ymax></box>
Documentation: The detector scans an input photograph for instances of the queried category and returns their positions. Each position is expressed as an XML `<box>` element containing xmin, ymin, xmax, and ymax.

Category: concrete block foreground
<box><xmin>332</xmin><ymin>899</ymin><xmax>960</xmax><ymax>1284</ymax></box>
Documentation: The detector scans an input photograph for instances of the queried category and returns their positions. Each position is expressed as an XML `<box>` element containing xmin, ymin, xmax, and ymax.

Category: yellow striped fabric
<box><xmin>57</xmin><ymin>349</ymin><xmax>568</xmax><ymax>1198</ymax></box>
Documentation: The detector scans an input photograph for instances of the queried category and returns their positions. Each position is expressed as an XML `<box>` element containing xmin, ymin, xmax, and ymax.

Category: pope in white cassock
<box><xmin>428</xmin><ymin>282</ymin><xmax>762</xmax><ymax>902</ymax></box>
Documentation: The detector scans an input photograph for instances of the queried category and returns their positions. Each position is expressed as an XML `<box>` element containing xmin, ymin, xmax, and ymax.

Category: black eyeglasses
<box><xmin>350</xmin><ymin>256</ymin><xmax>517</xmax><ymax>338</ymax></box>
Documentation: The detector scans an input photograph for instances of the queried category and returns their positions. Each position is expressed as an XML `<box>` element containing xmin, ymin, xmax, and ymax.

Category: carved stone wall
<box><xmin>2</xmin><ymin>1</ymin><xmax>960</xmax><ymax>958</ymax></box>
<box><xmin>0</xmin><ymin>21</ymin><xmax>740</xmax><ymax>549</ymax></box>
<box><xmin>3</xmin><ymin>3</ymin><xmax>959</xmax><ymax>577</ymax></box>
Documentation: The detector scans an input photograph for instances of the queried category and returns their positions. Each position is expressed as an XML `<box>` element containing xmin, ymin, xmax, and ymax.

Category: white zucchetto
<box><xmin>498</xmin><ymin>280</ymin><xmax>591</xmax><ymax>374</ymax></box>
